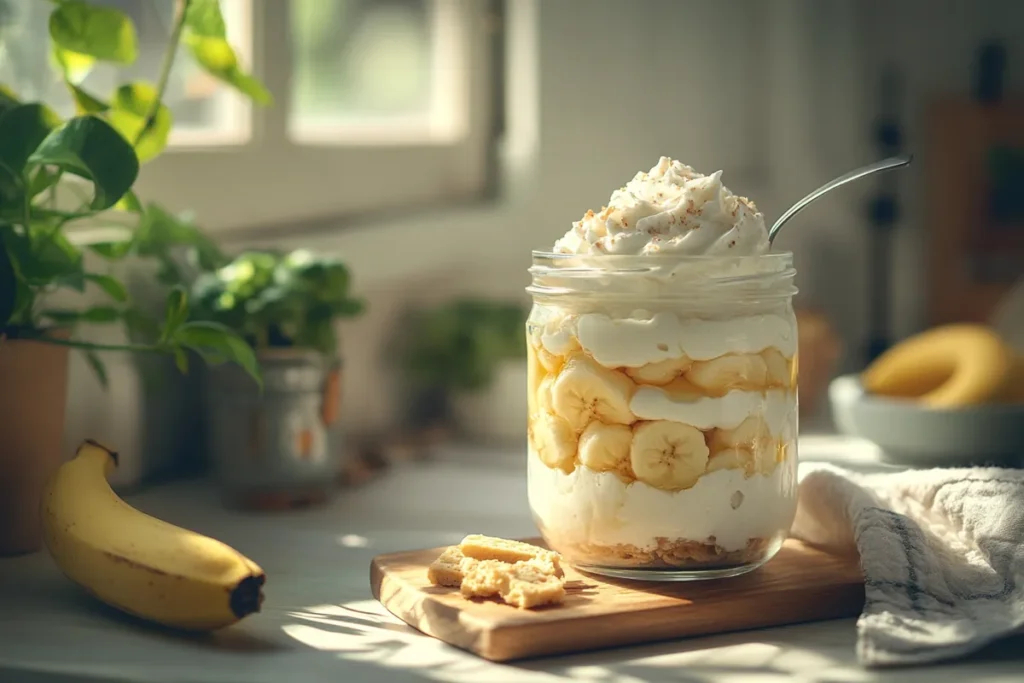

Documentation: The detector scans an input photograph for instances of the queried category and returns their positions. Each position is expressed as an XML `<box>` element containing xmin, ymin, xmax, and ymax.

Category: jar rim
<box><xmin>527</xmin><ymin>250</ymin><xmax>796</xmax><ymax>300</ymax></box>
<box><xmin>531</xmin><ymin>249</ymin><xmax>793</xmax><ymax>264</ymax></box>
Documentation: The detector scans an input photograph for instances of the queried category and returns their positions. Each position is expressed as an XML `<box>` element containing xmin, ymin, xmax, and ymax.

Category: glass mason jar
<box><xmin>525</xmin><ymin>252</ymin><xmax>799</xmax><ymax>581</ymax></box>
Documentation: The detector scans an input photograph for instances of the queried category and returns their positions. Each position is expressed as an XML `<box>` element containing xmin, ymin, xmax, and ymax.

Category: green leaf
<box><xmin>162</xmin><ymin>286</ymin><xmax>189</xmax><ymax>341</ymax></box>
<box><xmin>185</xmin><ymin>0</ymin><xmax>228</xmax><ymax>37</ymax></box>
<box><xmin>0</xmin><ymin>104</ymin><xmax>62</xmax><ymax>187</ymax></box>
<box><xmin>28</xmin><ymin>115</ymin><xmax>139</xmax><ymax>210</ymax></box>
<box><xmin>132</xmin><ymin>202</ymin><xmax>226</xmax><ymax>277</ymax></box>
<box><xmin>188</xmin><ymin>35</ymin><xmax>237</xmax><ymax>71</ymax></box>
<box><xmin>41</xmin><ymin>306</ymin><xmax>120</xmax><ymax>324</ymax></box>
<box><xmin>173</xmin><ymin>346</ymin><xmax>189</xmax><ymax>374</ymax></box>
<box><xmin>107</xmin><ymin>82</ymin><xmax>172</xmax><ymax>163</ymax></box>
<box><xmin>39</xmin><ymin>309</ymin><xmax>79</xmax><ymax>324</ymax></box>
<box><xmin>0</xmin><ymin>85</ymin><xmax>19</xmax><ymax>117</ymax></box>
<box><xmin>43</xmin><ymin>305</ymin><xmax>120</xmax><ymax>325</ymax></box>
<box><xmin>49</xmin><ymin>1</ymin><xmax>138</xmax><ymax>65</ymax></box>
<box><xmin>68</xmin><ymin>83</ymin><xmax>109</xmax><ymax>114</ymax></box>
<box><xmin>333</xmin><ymin>298</ymin><xmax>366</xmax><ymax>317</ymax></box>
<box><xmin>113</xmin><ymin>189</ymin><xmax>142</xmax><ymax>213</ymax></box>
<box><xmin>173</xmin><ymin>320</ymin><xmax>262</xmax><ymax>387</ymax></box>
<box><xmin>84</xmin><ymin>273</ymin><xmax>127</xmax><ymax>302</ymax></box>
<box><xmin>80</xmin><ymin>305</ymin><xmax>121</xmax><ymax>323</ymax></box>
<box><xmin>52</xmin><ymin>45</ymin><xmax>95</xmax><ymax>84</ymax></box>
<box><xmin>0</xmin><ymin>229</ymin><xmax>15</xmax><ymax>326</ymax></box>
<box><xmin>84</xmin><ymin>350</ymin><xmax>108</xmax><ymax>389</ymax></box>
<box><xmin>28</xmin><ymin>166</ymin><xmax>62</xmax><ymax>198</ymax></box>
<box><xmin>185</xmin><ymin>35</ymin><xmax>272</xmax><ymax>106</ymax></box>
<box><xmin>85</xmin><ymin>240</ymin><xmax>134</xmax><ymax>260</ymax></box>
<box><xmin>7</xmin><ymin>224</ymin><xmax>84</xmax><ymax>287</ymax></box>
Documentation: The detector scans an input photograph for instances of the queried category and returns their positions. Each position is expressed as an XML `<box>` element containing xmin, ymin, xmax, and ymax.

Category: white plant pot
<box><xmin>452</xmin><ymin>359</ymin><xmax>528</xmax><ymax>444</ymax></box>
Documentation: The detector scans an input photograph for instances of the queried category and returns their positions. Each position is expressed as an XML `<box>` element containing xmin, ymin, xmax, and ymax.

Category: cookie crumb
<box><xmin>426</xmin><ymin>536</ymin><xmax>566</xmax><ymax>609</ymax></box>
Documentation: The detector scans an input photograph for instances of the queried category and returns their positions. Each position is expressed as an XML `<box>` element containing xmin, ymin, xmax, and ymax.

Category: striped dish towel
<box><xmin>791</xmin><ymin>464</ymin><xmax>1024</xmax><ymax>667</ymax></box>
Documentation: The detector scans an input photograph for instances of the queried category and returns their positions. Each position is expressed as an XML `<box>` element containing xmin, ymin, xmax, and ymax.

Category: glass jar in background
<box><xmin>525</xmin><ymin>251</ymin><xmax>799</xmax><ymax>581</ymax></box>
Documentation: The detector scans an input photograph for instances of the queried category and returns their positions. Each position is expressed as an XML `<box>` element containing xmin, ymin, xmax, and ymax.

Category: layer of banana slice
<box><xmin>706</xmin><ymin>447</ymin><xmax>754</xmax><ymax>475</ymax></box>
<box><xmin>686</xmin><ymin>353</ymin><xmax>770</xmax><ymax>395</ymax></box>
<box><xmin>708</xmin><ymin>415</ymin><xmax>774</xmax><ymax>453</ymax></box>
<box><xmin>578</xmin><ymin>422</ymin><xmax>634</xmax><ymax>481</ymax></box>
<box><xmin>529</xmin><ymin>412</ymin><xmax>577</xmax><ymax>473</ymax></box>
<box><xmin>535</xmin><ymin>376</ymin><xmax>556</xmax><ymax>413</ymax></box>
<box><xmin>537</xmin><ymin>346</ymin><xmax>566</xmax><ymax>375</ymax></box>
<box><xmin>761</xmin><ymin>348</ymin><xmax>792</xmax><ymax>388</ymax></box>
<box><xmin>551</xmin><ymin>356</ymin><xmax>636</xmax><ymax>432</ymax></box>
<box><xmin>624</xmin><ymin>355</ymin><xmax>692</xmax><ymax>386</ymax></box>
<box><xmin>630</xmin><ymin>421</ymin><xmax>709</xmax><ymax>491</ymax></box>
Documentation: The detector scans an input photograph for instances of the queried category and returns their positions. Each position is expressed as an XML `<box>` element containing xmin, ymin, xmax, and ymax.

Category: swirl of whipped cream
<box><xmin>553</xmin><ymin>157</ymin><xmax>769</xmax><ymax>256</ymax></box>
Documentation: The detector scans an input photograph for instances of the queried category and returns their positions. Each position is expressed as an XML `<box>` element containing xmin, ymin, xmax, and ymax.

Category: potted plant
<box><xmin>188</xmin><ymin>248</ymin><xmax>366</xmax><ymax>509</ymax></box>
<box><xmin>0</xmin><ymin>0</ymin><xmax>268</xmax><ymax>554</ymax></box>
<box><xmin>397</xmin><ymin>299</ymin><xmax>528</xmax><ymax>444</ymax></box>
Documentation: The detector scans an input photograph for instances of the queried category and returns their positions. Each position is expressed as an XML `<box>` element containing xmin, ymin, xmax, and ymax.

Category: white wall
<box><xmin>62</xmin><ymin>0</ymin><xmax>1024</xmax><ymax>465</ymax></box>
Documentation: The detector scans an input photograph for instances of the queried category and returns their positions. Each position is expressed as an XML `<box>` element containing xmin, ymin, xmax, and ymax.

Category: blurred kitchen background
<box><xmin>1</xmin><ymin>0</ymin><xmax>1022</xmax><ymax>490</ymax></box>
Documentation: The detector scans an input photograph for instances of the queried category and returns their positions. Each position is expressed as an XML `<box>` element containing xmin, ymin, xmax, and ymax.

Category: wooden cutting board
<box><xmin>370</xmin><ymin>537</ymin><xmax>865</xmax><ymax>662</ymax></box>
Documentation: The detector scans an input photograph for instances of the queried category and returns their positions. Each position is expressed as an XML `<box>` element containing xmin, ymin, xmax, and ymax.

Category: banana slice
<box><xmin>534</xmin><ymin>376</ymin><xmax>556</xmax><ymax>414</ymax></box>
<box><xmin>526</xmin><ymin>344</ymin><xmax>546</xmax><ymax>416</ymax></box>
<box><xmin>709</xmin><ymin>416</ymin><xmax>773</xmax><ymax>453</ymax></box>
<box><xmin>578</xmin><ymin>422</ymin><xmax>633</xmax><ymax>480</ymax></box>
<box><xmin>706</xmin><ymin>447</ymin><xmax>754</xmax><ymax>475</ymax></box>
<box><xmin>630</xmin><ymin>421</ymin><xmax>709</xmax><ymax>491</ymax></box>
<box><xmin>537</xmin><ymin>346</ymin><xmax>566</xmax><ymax>374</ymax></box>
<box><xmin>625</xmin><ymin>355</ymin><xmax>692</xmax><ymax>386</ymax></box>
<box><xmin>551</xmin><ymin>356</ymin><xmax>636</xmax><ymax>432</ymax></box>
<box><xmin>686</xmin><ymin>353</ymin><xmax>769</xmax><ymax>394</ymax></box>
<box><xmin>762</xmin><ymin>348</ymin><xmax>791</xmax><ymax>388</ymax></box>
<box><xmin>529</xmin><ymin>412</ymin><xmax>578</xmax><ymax>473</ymax></box>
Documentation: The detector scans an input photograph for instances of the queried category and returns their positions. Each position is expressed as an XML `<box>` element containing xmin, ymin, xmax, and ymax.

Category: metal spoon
<box><xmin>768</xmin><ymin>154</ymin><xmax>914</xmax><ymax>245</ymax></box>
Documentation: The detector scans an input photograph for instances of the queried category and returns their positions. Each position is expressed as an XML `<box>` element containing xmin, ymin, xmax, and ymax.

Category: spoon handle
<box><xmin>768</xmin><ymin>154</ymin><xmax>914</xmax><ymax>244</ymax></box>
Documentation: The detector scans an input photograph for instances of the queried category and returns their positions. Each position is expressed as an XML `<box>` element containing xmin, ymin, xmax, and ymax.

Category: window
<box><xmin>0</xmin><ymin>0</ymin><xmax>252</xmax><ymax>143</ymax></box>
<box><xmin>0</xmin><ymin>0</ymin><xmax>500</xmax><ymax>234</ymax></box>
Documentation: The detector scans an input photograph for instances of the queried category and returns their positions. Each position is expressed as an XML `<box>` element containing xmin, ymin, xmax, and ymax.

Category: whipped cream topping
<box><xmin>553</xmin><ymin>157</ymin><xmax>769</xmax><ymax>256</ymax></box>
<box><xmin>630</xmin><ymin>388</ymin><xmax>794</xmax><ymax>433</ymax></box>
<box><xmin>528</xmin><ymin>450</ymin><xmax>798</xmax><ymax>552</ymax></box>
<box><xmin>573</xmin><ymin>311</ymin><xmax>797</xmax><ymax>367</ymax></box>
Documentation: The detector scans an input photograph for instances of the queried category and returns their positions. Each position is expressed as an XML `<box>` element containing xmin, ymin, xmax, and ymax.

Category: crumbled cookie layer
<box><xmin>548</xmin><ymin>536</ymin><xmax>774</xmax><ymax>570</ymax></box>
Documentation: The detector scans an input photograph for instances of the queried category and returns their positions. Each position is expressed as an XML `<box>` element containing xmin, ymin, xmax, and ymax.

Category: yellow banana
<box><xmin>41</xmin><ymin>440</ymin><xmax>266</xmax><ymax>631</ymax></box>
<box><xmin>862</xmin><ymin>324</ymin><xmax>1017</xmax><ymax>407</ymax></box>
<box><xmin>996</xmin><ymin>355</ymin><xmax>1024</xmax><ymax>403</ymax></box>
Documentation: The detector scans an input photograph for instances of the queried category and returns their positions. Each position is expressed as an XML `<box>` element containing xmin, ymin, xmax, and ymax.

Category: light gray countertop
<box><xmin>1</xmin><ymin>436</ymin><xmax>1021</xmax><ymax>682</ymax></box>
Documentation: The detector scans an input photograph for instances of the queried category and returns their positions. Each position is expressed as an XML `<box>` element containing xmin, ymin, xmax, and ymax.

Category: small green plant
<box><xmin>0</xmin><ymin>0</ymin><xmax>271</xmax><ymax>386</ymax></box>
<box><xmin>398</xmin><ymin>299</ymin><xmax>527</xmax><ymax>393</ymax></box>
<box><xmin>188</xmin><ymin>249</ymin><xmax>365</xmax><ymax>359</ymax></box>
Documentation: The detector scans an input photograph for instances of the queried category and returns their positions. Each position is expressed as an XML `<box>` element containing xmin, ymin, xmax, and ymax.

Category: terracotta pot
<box><xmin>0</xmin><ymin>337</ymin><xmax>70</xmax><ymax>555</ymax></box>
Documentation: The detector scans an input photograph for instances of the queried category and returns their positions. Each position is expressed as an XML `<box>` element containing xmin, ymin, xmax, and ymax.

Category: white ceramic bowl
<box><xmin>829</xmin><ymin>374</ymin><xmax>1024</xmax><ymax>468</ymax></box>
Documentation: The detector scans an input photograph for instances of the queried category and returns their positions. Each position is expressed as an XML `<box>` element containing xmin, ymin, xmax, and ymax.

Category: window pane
<box><xmin>0</xmin><ymin>0</ymin><xmax>250</xmax><ymax>143</ymax></box>
<box><xmin>290</xmin><ymin>0</ymin><xmax>456</xmax><ymax>140</ymax></box>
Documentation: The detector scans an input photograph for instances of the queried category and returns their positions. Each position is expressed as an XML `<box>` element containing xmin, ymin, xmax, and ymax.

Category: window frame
<box><xmin>133</xmin><ymin>0</ymin><xmax>503</xmax><ymax>237</ymax></box>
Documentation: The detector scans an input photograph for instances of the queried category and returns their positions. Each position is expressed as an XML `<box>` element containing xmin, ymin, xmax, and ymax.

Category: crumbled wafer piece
<box><xmin>427</xmin><ymin>546</ymin><xmax>475</xmax><ymax>587</ymax></box>
<box><xmin>461</xmin><ymin>560</ymin><xmax>566</xmax><ymax>608</ymax></box>
<box><xmin>459</xmin><ymin>559</ymin><xmax>509</xmax><ymax>599</ymax></box>
<box><xmin>458</xmin><ymin>535</ymin><xmax>564</xmax><ymax>577</ymax></box>
<box><xmin>501</xmin><ymin>562</ymin><xmax>566</xmax><ymax>608</ymax></box>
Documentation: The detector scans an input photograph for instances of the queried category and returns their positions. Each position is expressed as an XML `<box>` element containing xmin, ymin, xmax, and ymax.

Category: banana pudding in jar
<box><xmin>526</xmin><ymin>157</ymin><xmax>798</xmax><ymax>580</ymax></box>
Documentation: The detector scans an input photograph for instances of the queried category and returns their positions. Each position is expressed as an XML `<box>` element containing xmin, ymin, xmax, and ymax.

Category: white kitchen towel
<box><xmin>791</xmin><ymin>464</ymin><xmax>1024</xmax><ymax>667</ymax></box>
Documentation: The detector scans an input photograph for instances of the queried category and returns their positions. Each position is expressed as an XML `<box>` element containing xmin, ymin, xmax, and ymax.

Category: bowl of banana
<box><xmin>830</xmin><ymin>324</ymin><xmax>1024</xmax><ymax>468</ymax></box>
